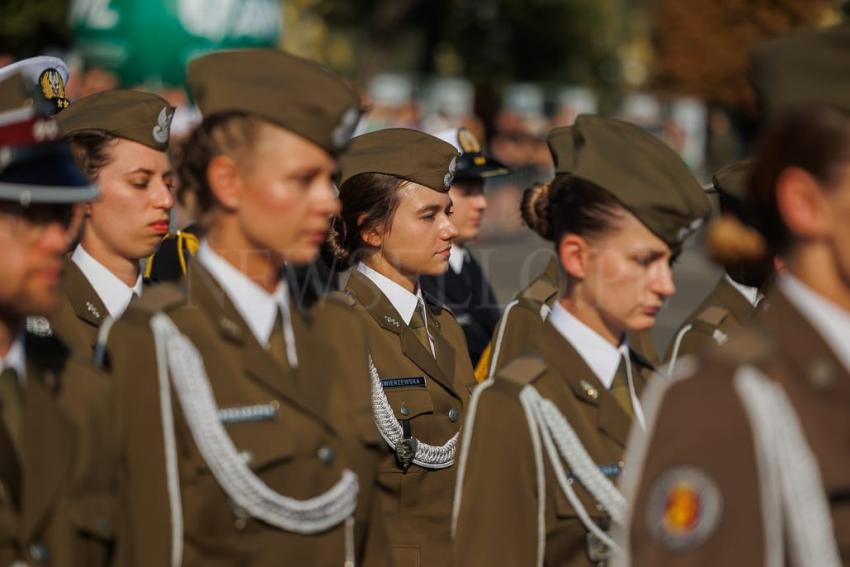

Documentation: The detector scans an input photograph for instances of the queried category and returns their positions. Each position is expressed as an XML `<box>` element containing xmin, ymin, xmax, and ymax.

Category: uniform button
<box><xmin>318</xmin><ymin>446</ymin><xmax>336</xmax><ymax>466</ymax></box>
<box><xmin>400</xmin><ymin>403</ymin><xmax>410</xmax><ymax>417</ymax></box>
<box><xmin>30</xmin><ymin>542</ymin><xmax>49</xmax><ymax>563</ymax></box>
<box><xmin>448</xmin><ymin>408</ymin><xmax>460</xmax><ymax>423</ymax></box>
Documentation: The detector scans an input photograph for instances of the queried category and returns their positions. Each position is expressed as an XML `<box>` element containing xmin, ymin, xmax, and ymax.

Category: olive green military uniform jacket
<box><xmin>623</xmin><ymin>289</ymin><xmax>850</xmax><ymax>565</ymax></box>
<box><xmin>104</xmin><ymin>263</ymin><xmax>390</xmax><ymax>567</ymax></box>
<box><xmin>479</xmin><ymin>257</ymin><xmax>659</xmax><ymax>381</ymax></box>
<box><xmin>665</xmin><ymin>275</ymin><xmax>758</xmax><ymax>373</ymax></box>
<box><xmin>0</xmin><ymin>334</ymin><xmax>117</xmax><ymax>567</ymax></box>
<box><xmin>49</xmin><ymin>259</ymin><xmax>111</xmax><ymax>357</ymax></box>
<box><xmin>344</xmin><ymin>270</ymin><xmax>476</xmax><ymax>567</ymax></box>
<box><xmin>453</xmin><ymin>319</ymin><xmax>654</xmax><ymax>567</ymax></box>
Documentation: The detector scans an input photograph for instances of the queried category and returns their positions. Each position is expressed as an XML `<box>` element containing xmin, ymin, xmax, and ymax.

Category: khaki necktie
<box><xmin>409</xmin><ymin>301</ymin><xmax>432</xmax><ymax>356</ymax></box>
<box><xmin>268</xmin><ymin>310</ymin><xmax>288</xmax><ymax>369</ymax></box>
<box><xmin>0</xmin><ymin>367</ymin><xmax>22</xmax><ymax>455</ymax></box>
<box><xmin>610</xmin><ymin>356</ymin><xmax>634</xmax><ymax>420</ymax></box>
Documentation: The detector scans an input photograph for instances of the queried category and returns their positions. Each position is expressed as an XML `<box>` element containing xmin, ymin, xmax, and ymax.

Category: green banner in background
<box><xmin>69</xmin><ymin>0</ymin><xmax>282</xmax><ymax>88</ymax></box>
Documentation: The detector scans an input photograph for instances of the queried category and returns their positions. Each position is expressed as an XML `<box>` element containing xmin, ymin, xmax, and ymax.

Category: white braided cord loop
<box><xmin>519</xmin><ymin>385</ymin><xmax>625</xmax><ymax>556</ymax></box>
<box><xmin>734</xmin><ymin>367</ymin><xmax>841</xmax><ymax>567</ymax></box>
<box><xmin>150</xmin><ymin>313</ymin><xmax>359</xmax><ymax>534</ymax></box>
<box><xmin>368</xmin><ymin>356</ymin><xmax>458</xmax><ymax>469</ymax></box>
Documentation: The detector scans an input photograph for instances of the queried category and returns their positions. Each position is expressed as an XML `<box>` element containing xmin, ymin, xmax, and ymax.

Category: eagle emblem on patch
<box><xmin>38</xmin><ymin>68</ymin><xmax>69</xmax><ymax>111</ymax></box>
<box><xmin>457</xmin><ymin>127</ymin><xmax>481</xmax><ymax>153</ymax></box>
<box><xmin>443</xmin><ymin>155</ymin><xmax>458</xmax><ymax>189</ymax></box>
<box><xmin>647</xmin><ymin>466</ymin><xmax>722</xmax><ymax>550</ymax></box>
<box><xmin>152</xmin><ymin>106</ymin><xmax>174</xmax><ymax>145</ymax></box>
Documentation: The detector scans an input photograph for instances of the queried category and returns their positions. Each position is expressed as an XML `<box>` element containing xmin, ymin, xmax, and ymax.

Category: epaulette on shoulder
<box><xmin>521</xmin><ymin>277</ymin><xmax>558</xmax><ymax>306</ymax></box>
<box><xmin>712</xmin><ymin>327</ymin><xmax>773</xmax><ymax>366</ymax></box>
<box><xmin>696</xmin><ymin>305</ymin><xmax>729</xmax><ymax>328</ymax></box>
<box><xmin>496</xmin><ymin>355</ymin><xmax>547</xmax><ymax>386</ymax></box>
<box><xmin>133</xmin><ymin>283</ymin><xmax>187</xmax><ymax>314</ymax></box>
<box><xmin>325</xmin><ymin>289</ymin><xmax>357</xmax><ymax>308</ymax></box>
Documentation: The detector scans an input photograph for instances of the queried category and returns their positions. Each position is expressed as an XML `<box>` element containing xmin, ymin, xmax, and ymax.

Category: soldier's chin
<box><xmin>19</xmin><ymin>292</ymin><xmax>60</xmax><ymax>318</ymax></box>
<box><xmin>629</xmin><ymin>313</ymin><xmax>657</xmax><ymax>332</ymax></box>
<box><xmin>420</xmin><ymin>257</ymin><xmax>450</xmax><ymax>276</ymax></box>
<box><xmin>285</xmin><ymin>246</ymin><xmax>320</xmax><ymax>266</ymax></box>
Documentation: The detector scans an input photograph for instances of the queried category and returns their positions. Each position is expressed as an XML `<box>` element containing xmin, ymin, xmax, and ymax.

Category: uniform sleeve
<box><xmin>453</xmin><ymin>383</ymin><xmax>542</xmax><ymax>567</ymax></box>
<box><xmin>625</xmin><ymin>368</ymin><xmax>768</xmax><ymax>566</ymax></box>
<box><xmin>103</xmin><ymin>314</ymin><xmax>174</xmax><ymax>567</ymax></box>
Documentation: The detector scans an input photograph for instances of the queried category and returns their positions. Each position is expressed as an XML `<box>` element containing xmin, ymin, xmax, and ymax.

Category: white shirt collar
<box><xmin>197</xmin><ymin>241</ymin><xmax>289</xmax><ymax>347</ymax></box>
<box><xmin>71</xmin><ymin>244</ymin><xmax>142</xmax><ymax>318</ymax></box>
<box><xmin>0</xmin><ymin>332</ymin><xmax>26</xmax><ymax>385</ymax></box>
<box><xmin>725</xmin><ymin>273</ymin><xmax>762</xmax><ymax>307</ymax></box>
<box><xmin>548</xmin><ymin>302</ymin><xmax>629</xmax><ymax>389</ymax></box>
<box><xmin>448</xmin><ymin>243</ymin><xmax>467</xmax><ymax>274</ymax></box>
<box><xmin>356</xmin><ymin>262</ymin><xmax>424</xmax><ymax>325</ymax></box>
<box><xmin>778</xmin><ymin>273</ymin><xmax>850</xmax><ymax>375</ymax></box>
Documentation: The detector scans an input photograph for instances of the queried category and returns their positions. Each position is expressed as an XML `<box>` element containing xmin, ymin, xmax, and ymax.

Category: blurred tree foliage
<box><xmin>0</xmin><ymin>0</ymin><xmax>71</xmax><ymax>57</ymax></box>
<box><xmin>652</xmin><ymin>0</ymin><xmax>841</xmax><ymax>114</ymax></box>
<box><xmin>314</xmin><ymin>0</ymin><xmax>625</xmax><ymax>91</ymax></box>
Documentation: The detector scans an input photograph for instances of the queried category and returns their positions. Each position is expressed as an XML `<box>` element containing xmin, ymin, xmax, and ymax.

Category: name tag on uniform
<box><xmin>568</xmin><ymin>462</ymin><xmax>622</xmax><ymax>482</ymax></box>
<box><xmin>218</xmin><ymin>402</ymin><xmax>280</xmax><ymax>424</ymax></box>
<box><xmin>380</xmin><ymin>376</ymin><xmax>427</xmax><ymax>389</ymax></box>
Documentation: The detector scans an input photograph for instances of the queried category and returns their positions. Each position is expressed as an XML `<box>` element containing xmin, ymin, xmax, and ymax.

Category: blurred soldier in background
<box><xmin>420</xmin><ymin>127</ymin><xmax>509</xmax><ymax>367</ymax></box>
<box><xmin>666</xmin><ymin>160</ymin><xmax>777</xmax><ymax>373</ymax></box>
<box><xmin>0</xmin><ymin>57</ymin><xmax>116</xmax><ymax>567</ymax></box>
<box><xmin>623</xmin><ymin>22</ymin><xmax>850</xmax><ymax>565</ymax></box>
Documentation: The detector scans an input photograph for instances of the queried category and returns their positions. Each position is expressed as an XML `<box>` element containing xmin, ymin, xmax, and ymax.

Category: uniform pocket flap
<box><xmin>353</xmin><ymin>412</ymin><xmax>381</xmax><ymax>446</ymax></box>
<box><xmin>383</xmin><ymin>386</ymin><xmax>435</xmax><ymax>420</ymax></box>
<box><xmin>221</xmin><ymin>418</ymin><xmax>299</xmax><ymax>472</ymax></box>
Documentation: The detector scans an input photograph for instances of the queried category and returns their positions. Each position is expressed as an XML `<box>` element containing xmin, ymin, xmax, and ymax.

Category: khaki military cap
<box><xmin>57</xmin><ymin>90</ymin><xmax>174</xmax><ymax>151</ymax></box>
<box><xmin>750</xmin><ymin>22</ymin><xmax>850</xmax><ymax>118</ymax></box>
<box><xmin>547</xmin><ymin>126</ymin><xmax>574</xmax><ymax>175</ymax></box>
<box><xmin>712</xmin><ymin>160</ymin><xmax>750</xmax><ymax>203</ymax></box>
<box><xmin>572</xmin><ymin>115</ymin><xmax>711</xmax><ymax>248</ymax></box>
<box><xmin>339</xmin><ymin>128</ymin><xmax>460</xmax><ymax>192</ymax></box>
<box><xmin>187</xmin><ymin>49</ymin><xmax>362</xmax><ymax>154</ymax></box>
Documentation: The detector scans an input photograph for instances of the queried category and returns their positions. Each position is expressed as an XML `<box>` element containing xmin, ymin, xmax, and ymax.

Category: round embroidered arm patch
<box><xmin>647</xmin><ymin>466</ymin><xmax>722</xmax><ymax>550</ymax></box>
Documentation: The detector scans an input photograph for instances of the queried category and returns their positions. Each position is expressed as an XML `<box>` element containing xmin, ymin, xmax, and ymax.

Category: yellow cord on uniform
<box><xmin>177</xmin><ymin>231</ymin><xmax>201</xmax><ymax>275</ymax></box>
<box><xmin>474</xmin><ymin>343</ymin><xmax>493</xmax><ymax>383</ymax></box>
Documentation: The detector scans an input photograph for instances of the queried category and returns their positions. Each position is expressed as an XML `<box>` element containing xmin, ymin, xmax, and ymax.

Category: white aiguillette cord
<box><xmin>368</xmin><ymin>355</ymin><xmax>458</xmax><ymax>469</ymax></box>
<box><xmin>150</xmin><ymin>313</ymin><xmax>358</xmax><ymax>567</ymax></box>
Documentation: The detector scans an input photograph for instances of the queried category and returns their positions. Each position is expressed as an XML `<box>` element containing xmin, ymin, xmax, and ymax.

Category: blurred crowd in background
<box><xmin>3</xmin><ymin>0</ymin><xmax>848</xmax><ymax>347</ymax></box>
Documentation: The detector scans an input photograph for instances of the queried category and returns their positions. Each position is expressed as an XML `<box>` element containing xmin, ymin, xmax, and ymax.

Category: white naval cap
<box><xmin>0</xmin><ymin>55</ymin><xmax>70</xmax><ymax>113</ymax></box>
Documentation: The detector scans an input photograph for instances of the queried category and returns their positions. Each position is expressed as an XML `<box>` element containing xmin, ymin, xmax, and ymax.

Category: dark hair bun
<box><xmin>326</xmin><ymin>216</ymin><xmax>351</xmax><ymax>264</ymax></box>
<box><xmin>521</xmin><ymin>182</ymin><xmax>553</xmax><ymax>241</ymax></box>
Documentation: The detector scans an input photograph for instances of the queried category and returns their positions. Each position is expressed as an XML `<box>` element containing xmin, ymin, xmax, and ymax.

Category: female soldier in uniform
<box><xmin>102</xmin><ymin>50</ymin><xmax>389</xmax><ymax>566</ymax></box>
<box><xmin>477</xmin><ymin>126</ymin><xmax>660</xmax><ymax>382</ymax></box>
<box><xmin>452</xmin><ymin>115</ymin><xmax>711</xmax><ymax>567</ymax></box>
<box><xmin>665</xmin><ymin>160</ymin><xmax>775</xmax><ymax>373</ymax></box>
<box><xmin>51</xmin><ymin>90</ymin><xmax>175</xmax><ymax>355</ymax></box>
<box><xmin>329</xmin><ymin>128</ymin><xmax>477</xmax><ymax>566</ymax></box>
<box><xmin>623</xmin><ymin>22</ymin><xmax>850</xmax><ymax>565</ymax></box>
